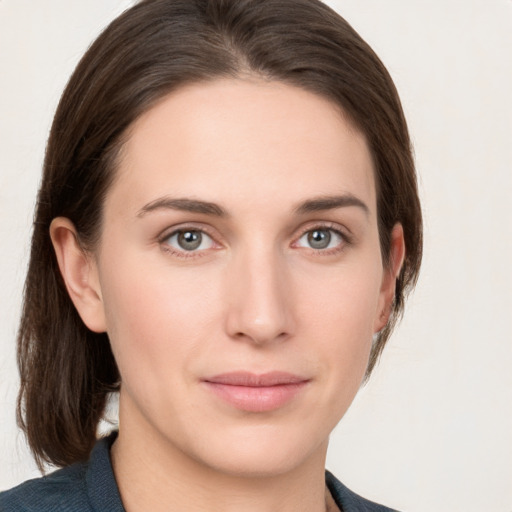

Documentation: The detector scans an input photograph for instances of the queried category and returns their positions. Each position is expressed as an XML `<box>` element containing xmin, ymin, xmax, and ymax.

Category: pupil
<box><xmin>178</xmin><ymin>231</ymin><xmax>202</xmax><ymax>250</ymax></box>
<box><xmin>308</xmin><ymin>229</ymin><xmax>331</xmax><ymax>249</ymax></box>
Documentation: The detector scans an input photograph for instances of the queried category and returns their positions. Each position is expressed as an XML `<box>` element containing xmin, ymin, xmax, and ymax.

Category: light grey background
<box><xmin>1</xmin><ymin>1</ymin><xmax>511</xmax><ymax>511</ymax></box>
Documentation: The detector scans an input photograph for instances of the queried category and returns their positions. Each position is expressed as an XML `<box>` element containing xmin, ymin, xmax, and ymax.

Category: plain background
<box><xmin>1</xmin><ymin>1</ymin><xmax>511</xmax><ymax>511</ymax></box>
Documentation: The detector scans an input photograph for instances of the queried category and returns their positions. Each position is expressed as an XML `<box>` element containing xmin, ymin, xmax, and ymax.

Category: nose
<box><xmin>224</xmin><ymin>246</ymin><xmax>295</xmax><ymax>346</ymax></box>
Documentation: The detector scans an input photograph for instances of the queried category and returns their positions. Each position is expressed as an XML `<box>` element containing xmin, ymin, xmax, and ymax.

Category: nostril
<box><xmin>231</xmin><ymin>328</ymin><xmax>290</xmax><ymax>346</ymax></box>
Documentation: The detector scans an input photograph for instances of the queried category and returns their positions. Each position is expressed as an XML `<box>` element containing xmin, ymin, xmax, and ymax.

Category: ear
<box><xmin>374</xmin><ymin>223</ymin><xmax>406</xmax><ymax>333</ymax></box>
<box><xmin>50</xmin><ymin>217</ymin><xmax>107</xmax><ymax>333</ymax></box>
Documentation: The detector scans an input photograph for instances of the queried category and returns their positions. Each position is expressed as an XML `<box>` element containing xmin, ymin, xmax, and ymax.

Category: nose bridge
<box><xmin>225</xmin><ymin>241</ymin><xmax>294</xmax><ymax>345</ymax></box>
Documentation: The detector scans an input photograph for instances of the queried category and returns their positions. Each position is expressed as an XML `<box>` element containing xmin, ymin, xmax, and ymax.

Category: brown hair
<box><xmin>17</xmin><ymin>0</ymin><xmax>422</xmax><ymax>469</ymax></box>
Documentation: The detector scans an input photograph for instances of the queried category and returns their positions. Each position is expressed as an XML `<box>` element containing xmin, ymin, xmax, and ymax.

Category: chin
<box><xmin>186</xmin><ymin>423</ymin><xmax>329</xmax><ymax>479</ymax></box>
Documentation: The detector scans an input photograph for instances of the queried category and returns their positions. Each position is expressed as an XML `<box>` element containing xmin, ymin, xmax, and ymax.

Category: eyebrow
<box><xmin>137</xmin><ymin>193</ymin><xmax>369</xmax><ymax>219</ymax></box>
<box><xmin>294</xmin><ymin>194</ymin><xmax>369</xmax><ymax>216</ymax></box>
<box><xmin>137</xmin><ymin>197</ymin><xmax>227</xmax><ymax>217</ymax></box>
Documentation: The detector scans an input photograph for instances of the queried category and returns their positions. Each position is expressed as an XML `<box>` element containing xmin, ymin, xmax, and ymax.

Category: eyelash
<box><xmin>293</xmin><ymin>223</ymin><xmax>352</xmax><ymax>256</ymax></box>
<box><xmin>158</xmin><ymin>223</ymin><xmax>352</xmax><ymax>259</ymax></box>
<box><xmin>158</xmin><ymin>225</ymin><xmax>219</xmax><ymax>259</ymax></box>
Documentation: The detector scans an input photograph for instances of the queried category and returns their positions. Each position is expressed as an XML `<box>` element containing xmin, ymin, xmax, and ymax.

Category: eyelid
<box><xmin>291</xmin><ymin>221</ymin><xmax>353</xmax><ymax>252</ymax></box>
<box><xmin>157</xmin><ymin>223</ymin><xmax>223</xmax><ymax>257</ymax></box>
<box><xmin>158</xmin><ymin>221</ymin><xmax>219</xmax><ymax>240</ymax></box>
<box><xmin>295</xmin><ymin>221</ymin><xmax>352</xmax><ymax>241</ymax></box>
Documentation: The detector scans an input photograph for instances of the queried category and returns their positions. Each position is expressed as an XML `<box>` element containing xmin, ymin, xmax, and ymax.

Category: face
<box><xmin>77</xmin><ymin>79</ymin><xmax>400</xmax><ymax>477</ymax></box>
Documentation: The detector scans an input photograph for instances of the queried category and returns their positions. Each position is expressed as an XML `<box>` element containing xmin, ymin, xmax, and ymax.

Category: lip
<box><xmin>202</xmin><ymin>371</ymin><xmax>310</xmax><ymax>412</ymax></box>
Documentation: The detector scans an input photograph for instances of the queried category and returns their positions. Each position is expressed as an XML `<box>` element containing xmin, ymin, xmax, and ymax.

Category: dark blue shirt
<box><xmin>0</xmin><ymin>433</ymin><xmax>399</xmax><ymax>511</ymax></box>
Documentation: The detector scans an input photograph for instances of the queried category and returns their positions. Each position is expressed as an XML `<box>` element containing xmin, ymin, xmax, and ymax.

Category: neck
<box><xmin>111</xmin><ymin>418</ymin><xmax>331</xmax><ymax>512</ymax></box>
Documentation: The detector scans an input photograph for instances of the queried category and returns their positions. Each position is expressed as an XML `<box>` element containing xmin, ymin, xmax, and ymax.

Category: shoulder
<box><xmin>0</xmin><ymin>463</ymin><xmax>90</xmax><ymax>512</ymax></box>
<box><xmin>0</xmin><ymin>433</ymin><xmax>123</xmax><ymax>512</ymax></box>
<box><xmin>326</xmin><ymin>471</ymin><xmax>401</xmax><ymax>512</ymax></box>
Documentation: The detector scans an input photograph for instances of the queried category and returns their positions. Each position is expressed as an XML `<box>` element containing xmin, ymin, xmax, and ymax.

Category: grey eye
<box><xmin>296</xmin><ymin>228</ymin><xmax>344</xmax><ymax>251</ymax></box>
<box><xmin>165</xmin><ymin>230</ymin><xmax>214</xmax><ymax>252</ymax></box>
<box><xmin>177</xmin><ymin>230</ymin><xmax>202</xmax><ymax>250</ymax></box>
<box><xmin>307</xmin><ymin>229</ymin><xmax>331</xmax><ymax>249</ymax></box>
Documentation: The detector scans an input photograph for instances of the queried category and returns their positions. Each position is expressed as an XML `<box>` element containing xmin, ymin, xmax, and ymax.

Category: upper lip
<box><xmin>203</xmin><ymin>371</ymin><xmax>309</xmax><ymax>387</ymax></box>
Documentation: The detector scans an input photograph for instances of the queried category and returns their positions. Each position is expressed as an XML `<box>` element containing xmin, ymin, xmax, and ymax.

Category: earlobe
<box><xmin>49</xmin><ymin>217</ymin><xmax>107</xmax><ymax>333</ymax></box>
<box><xmin>374</xmin><ymin>223</ymin><xmax>406</xmax><ymax>333</ymax></box>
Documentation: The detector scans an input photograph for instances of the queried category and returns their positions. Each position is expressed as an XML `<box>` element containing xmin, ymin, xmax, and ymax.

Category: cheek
<box><xmin>294</xmin><ymin>256</ymin><xmax>383</xmax><ymax>377</ymax></box>
<box><xmin>99</xmin><ymin>255</ymin><xmax>221</xmax><ymax>381</ymax></box>
<box><xmin>297</xmin><ymin>257</ymin><xmax>383</xmax><ymax>335</ymax></box>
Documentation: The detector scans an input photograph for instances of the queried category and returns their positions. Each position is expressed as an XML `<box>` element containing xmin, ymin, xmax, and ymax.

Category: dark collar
<box><xmin>85</xmin><ymin>431</ymin><xmax>125</xmax><ymax>511</ymax></box>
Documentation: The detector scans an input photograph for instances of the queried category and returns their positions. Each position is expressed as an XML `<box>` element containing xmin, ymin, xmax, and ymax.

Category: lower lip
<box><xmin>203</xmin><ymin>381</ymin><xmax>308</xmax><ymax>412</ymax></box>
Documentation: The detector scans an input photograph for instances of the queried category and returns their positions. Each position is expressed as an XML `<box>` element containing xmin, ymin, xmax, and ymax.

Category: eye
<box><xmin>164</xmin><ymin>229</ymin><xmax>215</xmax><ymax>252</ymax></box>
<box><xmin>295</xmin><ymin>228</ymin><xmax>345</xmax><ymax>251</ymax></box>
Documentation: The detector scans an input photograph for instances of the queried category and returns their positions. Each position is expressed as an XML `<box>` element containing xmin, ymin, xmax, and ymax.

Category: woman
<box><xmin>0</xmin><ymin>0</ymin><xmax>422</xmax><ymax>510</ymax></box>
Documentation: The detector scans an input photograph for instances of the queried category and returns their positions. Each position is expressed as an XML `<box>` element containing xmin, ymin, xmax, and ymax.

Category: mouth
<box><xmin>202</xmin><ymin>371</ymin><xmax>310</xmax><ymax>412</ymax></box>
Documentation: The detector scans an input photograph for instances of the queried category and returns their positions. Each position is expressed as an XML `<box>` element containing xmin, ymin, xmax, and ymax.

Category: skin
<box><xmin>51</xmin><ymin>78</ymin><xmax>404</xmax><ymax>512</ymax></box>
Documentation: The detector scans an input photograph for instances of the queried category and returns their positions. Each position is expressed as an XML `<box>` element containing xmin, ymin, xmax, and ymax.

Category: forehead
<box><xmin>110</xmin><ymin>78</ymin><xmax>376</xmax><ymax>217</ymax></box>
